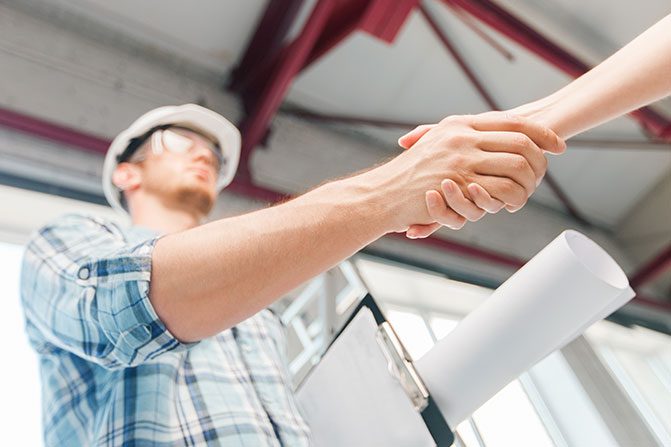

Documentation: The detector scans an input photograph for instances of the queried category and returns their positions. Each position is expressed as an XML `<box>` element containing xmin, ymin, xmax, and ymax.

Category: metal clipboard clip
<box><xmin>376</xmin><ymin>321</ymin><xmax>430</xmax><ymax>412</ymax></box>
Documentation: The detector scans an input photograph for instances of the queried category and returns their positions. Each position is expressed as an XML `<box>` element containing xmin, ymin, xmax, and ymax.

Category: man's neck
<box><xmin>129</xmin><ymin>194</ymin><xmax>203</xmax><ymax>234</ymax></box>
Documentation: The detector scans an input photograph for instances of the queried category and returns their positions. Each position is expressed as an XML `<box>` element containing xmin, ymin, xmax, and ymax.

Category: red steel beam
<box><xmin>442</xmin><ymin>1</ymin><xmax>514</xmax><ymax>61</ymax></box>
<box><xmin>0</xmin><ymin>108</ymin><xmax>109</xmax><ymax>154</ymax></box>
<box><xmin>443</xmin><ymin>0</ymin><xmax>671</xmax><ymax>140</ymax></box>
<box><xmin>630</xmin><ymin>244</ymin><xmax>671</xmax><ymax>289</ymax></box>
<box><xmin>237</xmin><ymin>0</ymin><xmax>337</xmax><ymax>179</ymax></box>
<box><xmin>419</xmin><ymin>4</ymin><xmax>498</xmax><ymax>109</ymax></box>
<box><xmin>568</xmin><ymin>138</ymin><xmax>670</xmax><ymax>151</ymax></box>
<box><xmin>228</xmin><ymin>0</ymin><xmax>306</xmax><ymax>93</ymax></box>
<box><xmin>234</xmin><ymin>0</ymin><xmax>369</xmax><ymax>111</ymax></box>
<box><xmin>420</xmin><ymin>4</ymin><xmax>591</xmax><ymax>226</ymax></box>
<box><xmin>302</xmin><ymin>1</ymin><xmax>367</xmax><ymax>68</ymax></box>
<box><xmin>358</xmin><ymin>0</ymin><xmax>421</xmax><ymax>43</ymax></box>
<box><xmin>0</xmin><ymin>106</ymin><xmax>525</xmax><ymax>268</ymax></box>
<box><xmin>235</xmin><ymin>0</ymin><xmax>420</xmax><ymax>177</ymax></box>
<box><xmin>283</xmin><ymin>107</ymin><xmax>418</xmax><ymax>128</ymax></box>
<box><xmin>1</xmin><ymin>107</ymin><xmax>670</xmax><ymax>311</ymax></box>
<box><xmin>389</xmin><ymin>232</ymin><xmax>524</xmax><ymax>269</ymax></box>
<box><xmin>287</xmin><ymin>109</ymin><xmax>671</xmax><ymax>150</ymax></box>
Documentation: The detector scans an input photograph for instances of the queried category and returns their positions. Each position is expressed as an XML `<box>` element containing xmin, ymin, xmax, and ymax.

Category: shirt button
<box><xmin>78</xmin><ymin>266</ymin><xmax>90</xmax><ymax>280</ymax></box>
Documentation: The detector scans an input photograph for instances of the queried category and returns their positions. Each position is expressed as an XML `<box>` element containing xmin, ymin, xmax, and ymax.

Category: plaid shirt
<box><xmin>21</xmin><ymin>213</ymin><xmax>311</xmax><ymax>446</ymax></box>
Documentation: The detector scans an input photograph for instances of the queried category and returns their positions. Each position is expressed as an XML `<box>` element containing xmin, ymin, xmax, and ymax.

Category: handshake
<box><xmin>358</xmin><ymin>111</ymin><xmax>566</xmax><ymax>239</ymax></box>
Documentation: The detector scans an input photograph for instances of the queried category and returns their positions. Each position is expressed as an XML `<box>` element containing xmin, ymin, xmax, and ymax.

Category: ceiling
<box><xmin>24</xmin><ymin>0</ymin><xmax>671</xmax><ymax>228</ymax></box>
<box><xmin>2</xmin><ymin>0</ymin><xmax>670</xmax><ymax>299</ymax></box>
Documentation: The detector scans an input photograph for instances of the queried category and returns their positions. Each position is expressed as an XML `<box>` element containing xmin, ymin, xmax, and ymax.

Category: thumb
<box><xmin>397</xmin><ymin>124</ymin><xmax>435</xmax><ymax>149</ymax></box>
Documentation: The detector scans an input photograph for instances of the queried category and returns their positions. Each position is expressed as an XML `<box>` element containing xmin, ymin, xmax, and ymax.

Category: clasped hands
<box><xmin>396</xmin><ymin>112</ymin><xmax>566</xmax><ymax>239</ymax></box>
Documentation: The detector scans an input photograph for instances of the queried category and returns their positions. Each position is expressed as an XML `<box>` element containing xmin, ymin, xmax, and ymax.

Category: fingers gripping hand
<box><xmin>399</xmin><ymin>113</ymin><xmax>565</xmax><ymax>238</ymax></box>
<box><xmin>406</xmin><ymin>180</ymin><xmax>486</xmax><ymax>239</ymax></box>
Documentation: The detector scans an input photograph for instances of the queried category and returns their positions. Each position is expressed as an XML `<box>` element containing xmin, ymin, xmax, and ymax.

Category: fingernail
<box><xmin>443</xmin><ymin>180</ymin><xmax>454</xmax><ymax>193</ymax></box>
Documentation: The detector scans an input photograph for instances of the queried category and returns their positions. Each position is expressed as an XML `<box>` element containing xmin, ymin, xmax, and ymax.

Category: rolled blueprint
<box><xmin>416</xmin><ymin>230</ymin><xmax>635</xmax><ymax>427</ymax></box>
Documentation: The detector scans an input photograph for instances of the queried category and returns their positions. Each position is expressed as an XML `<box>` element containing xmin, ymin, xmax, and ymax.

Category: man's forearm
<box><xmin>511</xmin><ymin>13</ymin><xmax>671</xmax><ymax>139</ymax></box>
<box><xmin>149</xmin><ymin>173</ymin><xmax>391</xmax><ymax>342</ymax></box>
<box><xmin>148</xmin><ymin>113</ymin><xmax>565</xmax><ymax>342</ymax></box>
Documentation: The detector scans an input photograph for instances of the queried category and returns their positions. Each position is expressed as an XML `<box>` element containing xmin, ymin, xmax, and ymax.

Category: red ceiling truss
<box><xmin>0</xmin><ymin>105</ymin><xmax>669</xmax><ymax>310</ymax></box>
<box><xmin>225</xmin><ymin>0</ymin><xmax>671</xmax><ymax>302</ymax></box>
<box><xmin>0</xmin><ymin>1</ymin><xmax>669</xmax><ymax>307</ymax></box>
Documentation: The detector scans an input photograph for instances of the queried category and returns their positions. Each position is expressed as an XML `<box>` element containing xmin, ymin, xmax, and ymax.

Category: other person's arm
<box><xmin>401</xmin><ymin>13</ymin><xmax>671</xmax><ymax>237</ymax></box>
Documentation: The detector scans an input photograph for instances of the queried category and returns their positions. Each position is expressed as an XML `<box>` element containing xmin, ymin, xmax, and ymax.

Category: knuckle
<box><xmin>443</xmin><ymin>114</ymin><xmax>474</xmax><ymax>128</ymax></box>
<box><xmin>445</xmin><ymin>133</ymin><xmax>469</xmax><ymax>149</ymax></box>
<box><xmin>444</xmin><ymin>133</ymin><xmax>460</xmax><ymax>147</ymax></box>
<box><xmin>469</xmin><ymin>131</ymin><xmax>486</xmax><ymax>147</ymax></box>
<box><xmin>512</xmin><ymin>134</ymin><xmax>532</xmax><ymax>150</ymax></box>
<box><xmin>439</xmin><ymin>115</ymin><xmax>461</xmax><ymax>126</ymax></box>
<box><xmin>498</xmin><ymin>178</ymin><xmax>521</xmax><ymax>201</ymax></box>
<box><xmin>457</xmin><ymin>129</ymin><xmax>482</xmax><ymax>147</ymax></box>
<box><xmin>542</xmin><ymin>126</ymin><xmax>552</xmax><ymax>142</ymax></box>
<box><xmin>511</xmin><ymin>154</ymin><xmax>529</xmax><ymax>171</ymax></box>
<box><xmin>506</xmin><ymin>114</ymin><xmax>524</xmax><ymax>129</ymax></box>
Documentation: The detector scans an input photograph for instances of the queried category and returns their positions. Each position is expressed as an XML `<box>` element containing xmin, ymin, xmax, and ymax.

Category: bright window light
<box><xmin>430</xmin><ymin>315</ymin><xmax>459</xmax><ymax>340</ymax></box>
<box><xmin>471</xmin><ymin>380</ymin><xmax>554</xmax><ymax>447</ymax></box>
<box><xmin>0</xmin><ymin>241</ymin><xmax>43</xmax><ymax>446</ymax></box>
<box><xmin>386</xmin><ymin>308</ymin><xmax>435</xmax><ymax>360</ymax></box>
<box><xmin>586</xmin><ymin>320</ymin><xmax>671</xmax><ymax>444</ymax></box>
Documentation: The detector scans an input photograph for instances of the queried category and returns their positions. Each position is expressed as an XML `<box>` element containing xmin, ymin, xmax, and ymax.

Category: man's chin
<box><xmin>175</xmin><ymin>185</ymin><xmax>216</xmax><ymax>216</ymax></box>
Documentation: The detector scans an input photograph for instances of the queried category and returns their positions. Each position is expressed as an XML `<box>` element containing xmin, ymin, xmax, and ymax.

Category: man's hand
<box><xmin>366</xmin><ymin>112</ymin><xmax>565</xmax><ymax>238</ymax></box>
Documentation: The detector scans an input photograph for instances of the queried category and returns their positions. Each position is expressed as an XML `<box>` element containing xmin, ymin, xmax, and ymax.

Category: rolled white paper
<box><xmin>416</xmin><ymin>230</ymin><xmax>635</xmax><ymax>427</ymax></box>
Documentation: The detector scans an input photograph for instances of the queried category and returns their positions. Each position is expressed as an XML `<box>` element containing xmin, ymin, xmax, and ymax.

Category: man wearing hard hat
<box><xmin>21</xmin><ymin>104</ymin><xmax>563</xmax><ymax>445</ymax></box>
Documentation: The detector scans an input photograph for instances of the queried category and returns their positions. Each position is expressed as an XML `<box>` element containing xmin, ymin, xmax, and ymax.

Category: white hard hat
<box><xmin>102</xmin><ymin>104</ymin><xmax>241</xmax><ymax>214</ymax></box>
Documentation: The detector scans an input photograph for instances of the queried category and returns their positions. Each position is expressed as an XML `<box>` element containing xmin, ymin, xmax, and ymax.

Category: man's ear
<box><xmin>112</xmin><ymin>162</ymin><xmax>142</xmax><ymax>193</ymax></box>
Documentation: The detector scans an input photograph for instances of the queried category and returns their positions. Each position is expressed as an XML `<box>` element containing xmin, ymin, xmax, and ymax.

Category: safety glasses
<box><xmin>119</xmin><ymin>125</ymin><xmax>227</xmax><ymax>185</ymax></box>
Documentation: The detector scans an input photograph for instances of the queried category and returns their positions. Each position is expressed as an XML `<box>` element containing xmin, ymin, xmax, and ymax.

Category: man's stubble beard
<box><xmin>174</xmin><ymin>184</ymin><xmax>216</xmax><ymax>216</ymax></box>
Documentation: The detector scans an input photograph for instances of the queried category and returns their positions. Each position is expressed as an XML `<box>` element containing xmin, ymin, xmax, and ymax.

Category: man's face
<box><xmin>119</xmin><ymin>127</ymin><xmax>222</xmax><ymax>216</ymax></box>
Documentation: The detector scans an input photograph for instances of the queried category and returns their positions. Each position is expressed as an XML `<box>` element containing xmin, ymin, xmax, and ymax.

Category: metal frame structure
<box><xmin>0</xmin><ymin>104</ymin><xmax>669</xmax><ymax>311</ymax></box>
<box><xmin>231</xmin><ymin>0</ymin><xmax>669</xmax><ymax>229</ymax></box>
<box><xmin>442</xmin><ymin>0</ymin><xmax>671</xmax><ymax>139</ymax></box>
<box><xmin>0</xmin><ymin>1</ymin><xmax>669</xmax><ymax>306</ymax></box>
<box><xmin>230</xmin><ymin>0</ymin><xmax>671</xmax><ymax>298</ymax></box>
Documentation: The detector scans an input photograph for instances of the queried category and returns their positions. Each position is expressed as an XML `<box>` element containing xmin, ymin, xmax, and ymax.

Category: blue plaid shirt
<box><xmin>20</xmin><ymin>213</ymin><xmax>311</xmax><ymax>446</ymax></box>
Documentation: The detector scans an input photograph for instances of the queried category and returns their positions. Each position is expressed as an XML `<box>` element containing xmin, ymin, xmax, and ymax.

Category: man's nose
<box><xmin>191</xmin><ymin>144</ymin><xmax>217</xmax><ymax>167</ymax></box>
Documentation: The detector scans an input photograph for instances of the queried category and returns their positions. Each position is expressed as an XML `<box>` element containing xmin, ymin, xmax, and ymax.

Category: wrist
<box><xmin>331</xmin><ymin>164</ymin><xmax>401</xmax><ymax>236</ymax></box>
<box><xmin>508</xmin><ymin>95</ymin><xmax>568</xmax><ymax>139</ymax></box>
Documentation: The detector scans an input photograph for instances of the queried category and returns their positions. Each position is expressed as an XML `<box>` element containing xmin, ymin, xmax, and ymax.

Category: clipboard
<box><xmin>295</xmin><ymin>293</ymin><xmax>454</xmax><ymax>447</ymax></box>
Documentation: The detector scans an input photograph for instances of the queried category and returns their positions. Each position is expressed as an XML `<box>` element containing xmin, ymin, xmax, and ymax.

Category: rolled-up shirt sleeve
<box><xmin>21</xmin><ymin>213</ymin><xmax>197</xmax><ymax>369</ymax></box>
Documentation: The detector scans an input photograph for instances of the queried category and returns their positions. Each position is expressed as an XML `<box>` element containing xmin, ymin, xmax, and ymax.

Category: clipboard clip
<box><xmin>376</xmin><ymin>321</ymin><xmax>430</xmax><ymax>412</ymax></box>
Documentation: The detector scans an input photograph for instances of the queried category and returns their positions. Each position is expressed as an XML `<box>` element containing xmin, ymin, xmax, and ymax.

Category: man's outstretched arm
<box><xmin>150</xmin><ymin>114</ymin><xmax>564</xmax><ymax>342</ymax></box>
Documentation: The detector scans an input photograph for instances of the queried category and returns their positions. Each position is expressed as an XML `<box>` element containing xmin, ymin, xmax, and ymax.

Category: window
<box><xmin>0</xmin><ymin>184</ymin><xmax>121</xmax><ymax>447</ymax></box>
<box><xmin>354</xmin><ymin>255</ymin><xmax>653</xmax><ymax>447</ymax></box>
<box><xmin>384</xmin><ymin>303</ymin><xmax>555</xmax><ymax>447</ymax></box>
<box><xmin>0</xmin><ymin>241</ymin><xmax>42</xmax><ymax>446</ymax></box>
<box><xmin>586</xmin><ymin>320</ymin><xmax>671</xmax><ymax>445</ymax></box>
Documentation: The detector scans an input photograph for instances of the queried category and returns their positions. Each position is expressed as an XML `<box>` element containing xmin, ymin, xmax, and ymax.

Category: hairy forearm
<box><xmin>149</xmin><ymin>174</ymin><xmax>391</xmax><ymax>342</ymax></box>
<box><xmin>511</xmin><ymin>13</ymin><xmax>671</xmax><ymax>139</ymax></box>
